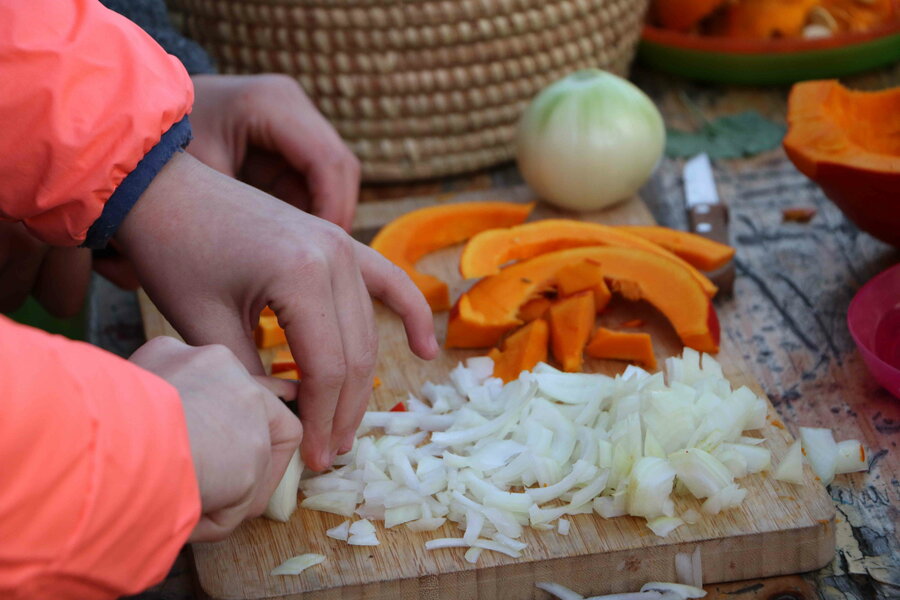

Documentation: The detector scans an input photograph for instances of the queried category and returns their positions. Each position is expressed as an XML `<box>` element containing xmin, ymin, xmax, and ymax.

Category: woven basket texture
<box><xmin>169</xmin><ymin>0</ymin><xmax>650</xmax><ymax>181</ymax></box>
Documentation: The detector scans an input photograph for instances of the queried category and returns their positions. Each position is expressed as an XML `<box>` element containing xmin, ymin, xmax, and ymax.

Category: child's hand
<box><xmin>117</xmin><ymin>153</ymin><xmax>437</xmax><ymax>472</ymax></box>
<box><xmin>188</xmin><ymin>74</ymin><xmax>359</xmax><ymax>231</ymax></box>
<box><xmin>0</xmin><ymin>222</ymin><xmax>90</xmax><ymax>317</ymax></box>
<box><xmin>130</xmin><ymin>336</ymin><xmax>302</xmax><ymax>541</ymax></box>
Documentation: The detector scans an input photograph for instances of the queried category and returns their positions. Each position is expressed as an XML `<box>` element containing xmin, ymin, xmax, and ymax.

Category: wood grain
<box><xmin>140</xmin><ymin>189</ymin><xmax>836</xmax><ymax>600</ymax></box>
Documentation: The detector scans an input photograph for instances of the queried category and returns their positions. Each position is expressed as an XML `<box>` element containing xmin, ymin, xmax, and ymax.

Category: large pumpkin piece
<box><xmin>370</xmin><ymin>201</ymin><xmax>533</xmax><ymax>311</ymax></box>
<box><xmin>783</xmin><ymin>80</ymin><xmax>900</xmax><ymax>248</ymax></box>
<box><xmin>447</xmin><ymin>246</ymin><xmax>720</xmax><ymax>353</ymax></box>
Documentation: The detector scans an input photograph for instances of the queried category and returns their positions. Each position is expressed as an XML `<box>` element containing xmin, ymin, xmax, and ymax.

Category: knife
<box><xmin>683</xmin><ymin>153</ymin><xmax>735</xmax><ymax>296</ymax></box>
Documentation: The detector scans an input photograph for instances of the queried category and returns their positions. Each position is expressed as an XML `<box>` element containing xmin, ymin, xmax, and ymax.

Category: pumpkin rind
<box><xmin>371</xmin><ymin>201</ymin><xmax>534</xmax><ymax>311</ymax></box>
<box><xmin>447</xmin><ymin>246</ymin><xmax>720</xmax><ymax>353</ymax></box>
<box><xmin>459</xmin><ymin>219</ymin><xmax>718</xmax><ymax>297</ymax></box>
<box><xmin>784</xmin><ymin>80</ymin><xmax>900</xmax><ymax>247</ymax></box>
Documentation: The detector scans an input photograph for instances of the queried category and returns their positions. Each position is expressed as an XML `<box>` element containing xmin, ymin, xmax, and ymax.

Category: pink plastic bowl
<box><xmin>847</xmin><ymin>263</ymin><xmax>900</xmax><ymax>399</ymax></box>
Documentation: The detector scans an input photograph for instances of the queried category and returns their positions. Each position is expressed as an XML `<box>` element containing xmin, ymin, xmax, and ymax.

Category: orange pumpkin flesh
<box><xmin>371</xmin><ymin>201</ymin><xmax>534</xmax><ymax>311</ymax></box>
<box><xmin>489</xmin><ymin>319</ymin><xmax>549</xmax><ymax>383</ymax></box>
<box><xmin>784</xmin><ymin>80</ymin><xmax>900</xmax><ymax>247</ymax></box>
<box><xmin>619</xmin><ymin>226</ymin><xmax>735</xmax><ymax>271</ymax></box>
<box><xmin>710</xmin><ymin>0</ymin><xmax>819</xmax><ymax>39</ymax></box>
<box><xmin>653</xmin><ymin>0</ymin><xmax>728</xmax><ymax>32</ymax></box>
<box><xmin>271</xmin><ymin>349</ymin><xmax>297</xmax><ymax>374</ymax></box>
<box><xmin>518</xmin><ymin>296</ymin><xmax>553</xmax><ymax>322</ymax></box>
<box><xmin>548</xmin><ymin>291</ymin><xmax>596</xmax><ymax>372</ymax></box>
<box><xmin>255</xmin><ymin>315</ymin><xmax>287</xmax><ymax>349</ymax></box>
<box><xmin>459</xmin><ymin>219</ymin><xmax>718</xmax><ymax>298</ymax></box>
<box><xmin>586</xmin><ymin>328</ymin><xmax>658</xmax><ymax>370</ymax></box>
<box><xmin>446</xmin><ymin>246</ymin><xmax>720</xmax><ymax>353</ymax></box>
<box><xmin>822</xmin><ymin>0</ymin><xmax>897</xmax><ymax>33</ymax></box>
<box><xmin>555</xmin><ymin>260</ymin><xmax>612</xmax><ymax>312</ymax></box>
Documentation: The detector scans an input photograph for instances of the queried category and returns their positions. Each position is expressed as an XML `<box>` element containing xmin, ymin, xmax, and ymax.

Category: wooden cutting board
<box><xmin>138</xmin><ymin>186</ymin><xmax>835</xmax><ymax>600</ymax></box>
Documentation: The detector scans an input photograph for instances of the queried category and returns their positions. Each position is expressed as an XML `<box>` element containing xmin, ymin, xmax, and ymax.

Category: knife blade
<box><xmin>683</xmin><ymin>153</ymin><xmax>735</xmax><ymax>296</ymax></box>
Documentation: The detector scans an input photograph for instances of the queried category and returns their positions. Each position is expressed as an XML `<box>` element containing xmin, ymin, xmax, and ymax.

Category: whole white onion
<box><xmin>516</xmin><ymin>69</ymin><xmax>666</xmax><ymax>212</ymax></box>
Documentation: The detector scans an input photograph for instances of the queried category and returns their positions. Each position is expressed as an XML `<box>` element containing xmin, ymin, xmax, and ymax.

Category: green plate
<box><xmin>638</xmin><ymin>24</ymin><xmax>900</xmax><ymax>85</ymax></box>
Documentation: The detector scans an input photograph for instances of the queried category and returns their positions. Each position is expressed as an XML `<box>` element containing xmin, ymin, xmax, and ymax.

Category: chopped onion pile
<box><xmin>299</xmin><ymin>349</ymin><xmax>774</xmax><ymax>561</ymax></box>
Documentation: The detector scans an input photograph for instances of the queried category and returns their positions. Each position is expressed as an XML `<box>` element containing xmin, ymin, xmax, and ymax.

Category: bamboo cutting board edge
<box><xmin>137</xmin><ymin>187</ymin><xmax>835</xmax><ymax>600</ymax></box>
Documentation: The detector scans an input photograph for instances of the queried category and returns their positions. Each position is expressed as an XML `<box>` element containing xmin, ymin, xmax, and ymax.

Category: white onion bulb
<box><xmin>516</xmin><ymin>69</ymin><xmax>665</xmax><ymax>212</ymax></box>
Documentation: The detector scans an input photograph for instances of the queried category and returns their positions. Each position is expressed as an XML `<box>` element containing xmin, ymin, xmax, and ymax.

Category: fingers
<box><xmin>0</xmin><ymin>223</ymin><xmax>48</xmax><ymax>313</ymax></box>
<box><xmin>328</xmin><ymin>258</ymin><xmax>378</xmax><ymax>457</ymax></box>
<box><xmin>247</xmin><ymin>388</ymin><xmax>303</xmax><ymax>517</ymax></box>
<box><xmin>306</xmin><ymin>157</ymin><xmax>359</xmax><ymax>232</ymax></box>
<box><xmin>254</xmin><ymin>375</ymin><xmax>300</xmax><ymax>402</ymax></box>
<box><xmin>354</xmin><ymin>243</ymin><xmax>439</xmax><ymax>361</ymax></box>
<box><xmin>274</xmin><ymin>263</ymin><xmax>346</xmax><ymax>472</ymax></box>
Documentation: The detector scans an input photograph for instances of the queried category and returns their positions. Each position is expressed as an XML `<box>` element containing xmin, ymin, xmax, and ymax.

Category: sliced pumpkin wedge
<box><xmin>619</xmin><ymin>226</ymin><xmax>735</xmax><ymax>271</ymax></box>
<box><xmin>586</xmin><ymin>327</ymin><xmax>657</xmax><ymax>370</ymax></box>
<box><xmin>548</xmin><ymin>291</ymin><xmax>595</xmax><ymax>372</ymax></box>
<box><xmin>489</xmin><ymin>318</ymin><xmax>549</xmax><ymax>383</ymax></box>
<box><xmin>447</xmin><ymin>246</ymin><xmax>720</xmax><ymax>353</ymax></box>
<box><xmin>371</xmin><ymin>201</ymin><xmax>533</xmax><ymax>311</ymax></box>
<box><xmin>555</xmin><ymin>259</ymin><xmax>612</xmax><ymax>312</ymax></box>
<box><xmin>458</xmin><ymin>219</ymin><xmax>718</xmax><ymax>298</ymax></box>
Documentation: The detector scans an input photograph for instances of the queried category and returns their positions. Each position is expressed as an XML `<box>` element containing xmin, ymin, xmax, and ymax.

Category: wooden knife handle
<box><xmin>689</xmin><ymin>203</ymin><xmax>735</xmax><ymax>296</ymax></box>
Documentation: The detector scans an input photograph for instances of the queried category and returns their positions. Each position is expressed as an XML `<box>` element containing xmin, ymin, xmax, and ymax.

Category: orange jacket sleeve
<box><xmin>0</xmin><ymin>316</ymin><xmax>200</xmax><ymax>600</ymax></box>
<box><xmin>0</xmin><ymin>0</ymin><xmax>194</xmax><ymax>247</ymax></box>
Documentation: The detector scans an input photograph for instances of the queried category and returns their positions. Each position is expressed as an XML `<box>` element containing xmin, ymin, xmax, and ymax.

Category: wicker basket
<box><xmin>169</xmin><ymin>0</ymin><xmax>650</xmax><ymax>182</ymax></box>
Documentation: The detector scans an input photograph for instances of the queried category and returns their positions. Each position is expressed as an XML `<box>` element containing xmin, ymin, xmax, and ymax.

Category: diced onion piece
<box><xmin>385</xmin><ymin>504</ymin><xmax>423</xmax><ymax>528</ymax></box>
<box><xmin>264</xmin><ymin>449</ymin><xmax>303</xmax><ymax>522</ymax></box>
<box><xmin>799</xmin><ymin>427</ymin><xmax>838</xmax><ymax>485</ymax></box>
<box><xmin>681</xmin><ymin>509</ymin><xmax>701</xmax><ymax>524</ymax></box>
<box><xmin>668</xmin><ymin>449</ymin><xmax>733</xmax><ymax>499</ymax></box>
<box><xmin>692</xmin><ymin>546</ymin><xmax>703</xmax><ymax>588</ymax></box>
<box><xmin>640</xmin><ymin>582</ymin><xmax>706</xmax><ymax>598</ymax></box>
<box><xmin>270</xmin><ymin>553</ymin><xmax>325</xmax><ymax>576</ymax></box>
<box><xmin>300</xmin><ymin>492</ymin><xmax>358</xmax><ymax>517</ymax></box>
<box><xmin>349</xmin><ymin>519</ymin><xmax>376</xmax><ymax>537</ymax></box>
<box><xmin>627</xmin><ymin>457</ymin><xmax>676</xmax><ymax>519</ymax></box>
<box><xmin>424</xmin><ymin>537</ymin><xmax>468</xmax><ymax>551</ymax></box>
<box><xmin>536</xmin><ymin>581</ymin><xmax>585</xmax><ymax>600</ymax></box>
<box><xmin>647</xmin><ymin>516</ymin><xmax>683</xmax><ymax>537</ymax></box>
<box><xmin>675</xmin><ymin>552</ymin><xmax>693</xmax><ymax>585</ymax></box>
<box><xmin>464</xmin><ymin>547</ymin><xmax>483</xmax><ymax>564</ymax></box>
<box><xmin>326</xmin><ymin>520</ymin><xmax>350</xmax><ymax>541</ymax></box>
<box><xmin>835</xmin><ymin>440</ymin><xmax>867</xmax><ymax>474</ymax></box>
<box><xmin>557</xmin><ymin>518</ymin><xmax>571</xmax><ymax>535</ymax></box>
<box><xmin>773</xmin><ymin>440</ymin><xmax>804</xmax><ymax>484</ymax></box>
<box><xmin>701</xmin><ymin>483</ymin><xmax>747</xmax><ymax>515</ymax></box>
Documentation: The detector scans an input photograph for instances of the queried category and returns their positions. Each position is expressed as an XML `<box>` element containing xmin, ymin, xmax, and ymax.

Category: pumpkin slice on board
<box><xmin>446</xmin><ymin>246</ymin><xmax>720</xmax><ymax>353</ymax></box>
<box><xmin>371</xmin><ymin>201</ymin><xmax>534</xmax><ymax>311</ymax></box>
<box><xmin>586</xmin><ymin>328</ymin><xmax>658</xmax><ymax>371</ymax></box>
<box><xmin>548</xmin><ymin>291</ymin><xmax>596</xmax><ymax>372</ymax></box>
<box><xmin>555</xmin><ymin>259</ymin><xmax>612</xmax><ymax>312</ymax></box>
<box><xmin>619</xmin><ymin>226</ymin><xmax>735</xmax><ymax>272</ymax></box>
<box><xmin>488</xmin><ymin>319</ymin><xmax>549</xmax><ymax>383</ymax></box>
<box><xmin>459</xmin><ymin>219</ymin><xmax>718</xmax><ymax>298</ymax></box>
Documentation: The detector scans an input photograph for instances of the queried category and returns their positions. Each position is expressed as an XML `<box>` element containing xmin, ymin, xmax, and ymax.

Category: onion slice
<box><xmin>270</xmin><ymin>553</ymin><xmax>325</xmax><ymax>576</ymax></box>
<box><xmin>799</xmin><ymin>427</ymin><xmax>838</xmax><ymax>485</ymax></box>
<box><xmin>773</xmin><ymin>440</ymin><xmax>804</xmax><ymax>484</ymax></box>
<box><xmin>264</xmin><ymin>449</ymin><xmax>303</xmax><ymax>522</ymax></box>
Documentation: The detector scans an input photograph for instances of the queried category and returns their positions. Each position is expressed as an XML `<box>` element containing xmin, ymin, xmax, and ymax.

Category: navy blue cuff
<box><xmin>83</xmin><ymin>116</ymin><xmax>193</xmax><ymax>249</ymax></box>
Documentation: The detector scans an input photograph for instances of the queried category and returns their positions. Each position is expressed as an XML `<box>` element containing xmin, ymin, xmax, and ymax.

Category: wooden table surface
<box><xmin>130</xmin><ymin>64</ymin><xmax>900</xmax><ymax>600</ymax></box>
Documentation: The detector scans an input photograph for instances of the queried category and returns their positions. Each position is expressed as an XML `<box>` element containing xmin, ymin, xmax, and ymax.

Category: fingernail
<box><xmin>320</xmin><ymin>449</ymin><xmax>333</xmax><ymax>469</ymax></box>
<box><xmin>338</xmin><ymin>442</ymin><xmax>353</xmax><ymax>455</ymax></box>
